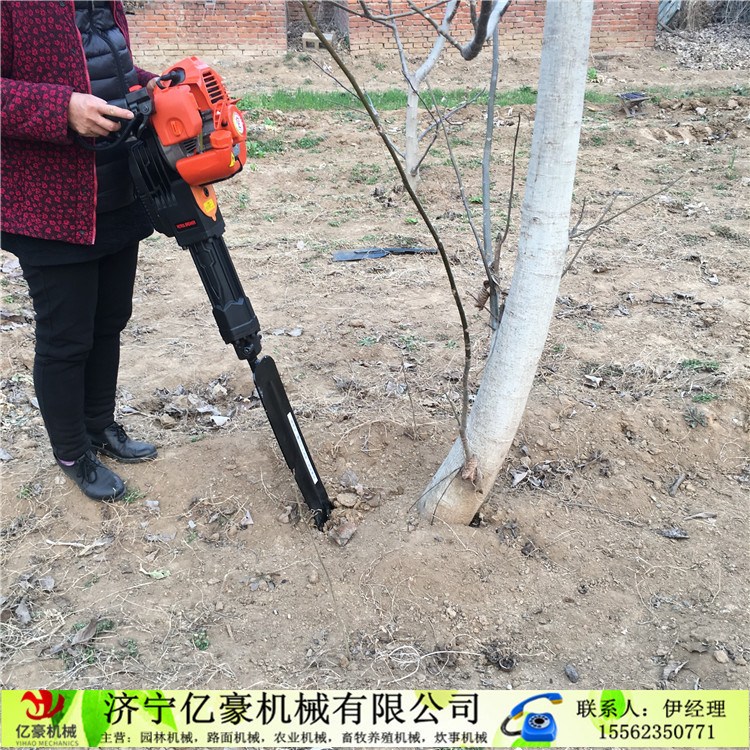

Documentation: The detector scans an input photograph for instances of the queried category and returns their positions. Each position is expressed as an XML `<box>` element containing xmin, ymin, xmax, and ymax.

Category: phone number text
<box><xmin>599</xmin><ymin>723</ymin><xmax>715</xmax><ymax>740</ymax></box>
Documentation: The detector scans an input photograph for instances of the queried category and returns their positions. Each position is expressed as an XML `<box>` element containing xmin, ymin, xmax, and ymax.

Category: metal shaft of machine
<box><xmin>185</xmin><ymin>235</ymin><xmax>332</xmax><ymax>527</ymax></box>
<box><xmin>187</xmin><ymin>235</ymin><xmax>262</xmax><ymax>362</ymax></box>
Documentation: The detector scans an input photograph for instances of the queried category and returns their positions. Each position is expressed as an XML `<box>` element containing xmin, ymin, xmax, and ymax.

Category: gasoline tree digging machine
<box><xmin>122</xmin><ymin>58</ymin><xmax>332</xmax><ymax>527</ymax></box>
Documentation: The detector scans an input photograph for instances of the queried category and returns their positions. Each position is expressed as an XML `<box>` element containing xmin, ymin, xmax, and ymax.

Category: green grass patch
<box><xmin>679</xmin><ymin>359</ymin><xmax>720</xmax><ymax>373</ymax></box>
<box><xmin>711</xmin><ymin>224</ymin><xmax>747</xmax><ymax>243</ymax></box>
<box><xmin>17</xmin><ymin>482</ymin><xmax>38</xmax><ymax>501</ymax></box>
<box><xmin>238</xmin><ymin>85</ymin><xmax>610</xmax><ymax>114</ymax></box>
<box><xmin>350</xmin><ymin>163</ymin><xmax>381</xmax><ymax>184</ymax></box>
<box><xmin>584</xmin><ymin>90</ymin><xmax>616</xmax><ymax>104</ymax></box>
<box><xmin>95</xmin><ymin>618</ymin><xmax>116</xmax><ymax>635</ymax></box>
<box><xmin>192</xmin><ymin>628</ymin><xmax>210</xmax><ymax>651</ymax></box>
<box><xmin>293</xmin><ymin>134</ymin><xmax>325</xmax><ymax>150</ymax></box>
<box><xmin>120</xmin><ymin>638</ymin><xmax>139</xmax><ymax>659</ymax></box>
<box><xmin>122</xmin><ymin>487</ymin><xmax>146</xmax><ymax>504</ymax></box>
<box><xmin>239</xmin><ymin>89</ymin><xmax>405</xmax><ymax>113</ymax></box>
<box><xmin>246</xmin><ymin>137</ymin><xmax>285</xmax><ymax>158</ymax></box>
<box><xmin>647</xmin><ymin>84</ymin><xmax>748</xmax><ymax>102</ymax></box>
<box><xmin>692</xmin><ymin>392</ymin><xmax>719</xmax><ymax>404</ymax></box>
<box><xmin>681</xmin><ymin>234</ymin><xmax>704</xmax><ymax>246</ymax></box>
<box><xmin>237</xmin><ymin>84</ymin><xmax>750</xmax><ymax>119</ymax></box>
<box><xmin>397</xmin><ymin>333</ymin><xmax>424</xmax><ymax>351</ymax></box>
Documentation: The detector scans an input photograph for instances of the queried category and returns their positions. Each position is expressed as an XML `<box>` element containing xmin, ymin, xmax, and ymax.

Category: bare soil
<box><xmin>1</xmin><ymin>39</ymin><xmax>748</xmax><ymax>710</ymax></box>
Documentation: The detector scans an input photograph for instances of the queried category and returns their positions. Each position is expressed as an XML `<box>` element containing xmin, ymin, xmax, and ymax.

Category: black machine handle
<box><xmin>155</xmin><ymin>68</ymin><xmax>186</xmax><ymax>89</ymax></box>
<box><xmin>76</xmin><ymin>88</ymin><xmax>154</xmax><ymax>152</ymax></box>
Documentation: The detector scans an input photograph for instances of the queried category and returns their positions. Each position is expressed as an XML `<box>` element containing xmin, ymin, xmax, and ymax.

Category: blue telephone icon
<box><xmin>500</xmin><ymin>692</ymin><xmax>563</xmax><ymax>743</ymax></box>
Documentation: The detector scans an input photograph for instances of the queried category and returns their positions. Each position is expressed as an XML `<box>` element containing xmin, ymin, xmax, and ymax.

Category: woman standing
<box><xmin>1</xmin><ymin>1</ymin><xmax>159</xmax><ymax>501</ymax></box>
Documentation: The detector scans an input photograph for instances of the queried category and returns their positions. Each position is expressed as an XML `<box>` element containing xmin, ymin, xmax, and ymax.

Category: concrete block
<box><xmin>302</xmin><ymin>31</ymin><xmax>333</xmax><ymax>49</ymax></box>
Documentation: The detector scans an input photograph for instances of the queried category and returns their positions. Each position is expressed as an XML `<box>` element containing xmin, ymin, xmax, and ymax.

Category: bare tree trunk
<box><xmin>396</xmin><ymin>0</ymin><xmax>457</xmax><ymax>191</ymax></box>
<box><xmin>404</xmin><ymin>86</ymin><xmax>421</xmax><ymax>189</ymax></box>
<box><xmin>482</xmin><ymin>24</ymin><xmax>501</xmax><ymax>327</ymax></box>
<box><xmin>418</xmin><ymin>0</ymin><xmax>594</xmax><ymax>524</ymax></box>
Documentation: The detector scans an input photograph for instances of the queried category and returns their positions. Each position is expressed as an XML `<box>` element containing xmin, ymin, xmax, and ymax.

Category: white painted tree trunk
<box><xmin>418</xmin><ymin>0</ymin><xmax>594</xmax><ymax>524</ymax></box>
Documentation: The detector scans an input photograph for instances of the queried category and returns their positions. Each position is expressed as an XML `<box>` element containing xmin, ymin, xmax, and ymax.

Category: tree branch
<box><xmin>303</xmin><ymin>1</ymin><xmax>476</xmax><ymax>469</ymax></box>
<box><xmin>411</xmin><ymin>128</ymin><xmax>440</xmax><ymax>174</ymax></box>
<box><xmin>419</xmin><ymin>91</ymin><xmax>483</xmax><ymax>139</ymax></box>
<box><xmin>413</xmin><ymin>0</ymin><xmax>460</xmax><ymax>84</ymax></box>
<box><xmin>427</xmin><ymin>85</ymin><xmax>485</xmax><ymax>461</ymax></box>
<box><xmin>482</xmin><ymin>24</ymin><xmax>500</xmax><ymax>326</ymax></box>
<box><xmin>562</xmin><ymin>174</ymin><xmax>684</xmax><ymax>276</ymax></box>
<box><xmin>491</xmin><ymin>112</ymin><xmax>521</xmax><ymax>277</ymax></box>
<box><xmin>329</xmin><ymin>0</ymin><xmax>452</xmax><ymax>24</ymax></box>
<box><xmin>407</xmin><ymin>0</ymin><xmax>467</xmax><ymax>55</ymax></box>
<box><xmin>310</xmin><ymin>58</ymin><xmax>358</xmax><ymax>99</ymax></box>
<box><xmin>410</xmin><ymin>0</ymin><xmax>511</xmax><ymax>60</ymax></box>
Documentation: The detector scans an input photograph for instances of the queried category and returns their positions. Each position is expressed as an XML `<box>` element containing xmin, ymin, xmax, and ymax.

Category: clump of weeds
<box><xmin>683</xmin><ymin>406</ymin><xmax>708</xmax><ymax>428</ymax></box>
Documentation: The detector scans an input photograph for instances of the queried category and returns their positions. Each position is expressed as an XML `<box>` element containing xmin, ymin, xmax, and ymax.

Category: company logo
<box><xmin>232</xmin><ymin>111</ymin><xmax>245</xmax><ymax>136</ymax></box>
<box><xmin>21</xmin><ymin>690</ymin><xmax>65</xmax><ymax>721</ymax></box>
<box><xmin>175</xmin><ymin>219</ymin><xmax>198</xmax><ymax>230</ymax></box>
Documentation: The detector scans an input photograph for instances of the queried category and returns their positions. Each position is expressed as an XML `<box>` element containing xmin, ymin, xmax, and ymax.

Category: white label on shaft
<box><xmin>287</xmin><ymin>411</ymin><xmax>319</xmax><ymax>484</ymax></box>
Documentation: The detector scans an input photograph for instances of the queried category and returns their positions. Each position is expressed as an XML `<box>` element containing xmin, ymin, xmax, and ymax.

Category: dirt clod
<box><xmin>713</xmin><ymin>649</ymin><xmax>730</xmax><ymax>664</ymax></box>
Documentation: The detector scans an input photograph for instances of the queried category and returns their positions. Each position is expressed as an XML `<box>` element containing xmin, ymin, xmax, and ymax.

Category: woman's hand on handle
<box><xmin>67</xmin><ymin>92</ymin><xmax>134</xmax><ymax>138</ymax></box>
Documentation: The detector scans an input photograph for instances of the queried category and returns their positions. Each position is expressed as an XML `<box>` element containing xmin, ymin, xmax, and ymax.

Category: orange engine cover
<box><xmin>150</xmin><ymin>56</ymin><xmax>247</xmax><ymax>186</ymax></box>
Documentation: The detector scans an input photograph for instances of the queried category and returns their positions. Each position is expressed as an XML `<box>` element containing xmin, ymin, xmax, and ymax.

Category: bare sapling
<box><xmin>418</xmin><ymin>0</ymin><xmax>595</xmax><ymax>523</ymax></box>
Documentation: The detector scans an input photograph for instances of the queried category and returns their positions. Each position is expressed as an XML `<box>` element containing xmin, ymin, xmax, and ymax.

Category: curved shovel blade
<box><xmin>252</xmin><ymin>356</ymin><xmax>332</xmax><ymax>528</ymax></box>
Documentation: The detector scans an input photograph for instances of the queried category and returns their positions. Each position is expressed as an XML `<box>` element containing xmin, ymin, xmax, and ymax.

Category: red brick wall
<box><xmin>127</xmin><ymin>1</ymin><xmax>288</xmax><ymax>64</ymax></box>
<box><xmin>126</xmin><ymin>1</ymin><xmax>657</xmax><ymax>64</ymax></box>
<box><xmin>344</xmin><ymin>0</ymin><xmax>657</xmax><ymax>54</ymax></box>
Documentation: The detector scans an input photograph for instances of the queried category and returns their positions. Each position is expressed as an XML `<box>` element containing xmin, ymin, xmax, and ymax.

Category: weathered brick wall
<box><xmin>343</xmin><ymin>1</ymin><xmax>478</xmax><ymax>53</ymax></box>
<box><xmin>126</xmin><ymin>1</ymin><xmax>657</xmax><ymax>64</ymax></box>
<box><xmin>589</xmin><ymin>0</ymin><xmax>657</xmax><ymax>51</ymax></box>
<box><xmin>343</xmin><ymin>0</ymin><xmax>657</xmax><ymax>54</ymax></box>
<box><xmin>126</xmin><ymin>1</ymin><xmax>288</xmax><ymax>63</ymax></box>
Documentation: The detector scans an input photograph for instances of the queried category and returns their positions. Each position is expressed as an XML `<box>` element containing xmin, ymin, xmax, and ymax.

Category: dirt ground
<box><xmin>1</xmin><ymin>29</ymin><xmax>749</xmax><ymax>724</ymax></box>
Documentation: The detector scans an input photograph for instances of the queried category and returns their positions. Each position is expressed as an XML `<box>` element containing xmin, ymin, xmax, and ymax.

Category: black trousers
<box><xmin>19</xmin><ymin>244</ymin><xmax>139</xmax><ymax>461</ymax></box>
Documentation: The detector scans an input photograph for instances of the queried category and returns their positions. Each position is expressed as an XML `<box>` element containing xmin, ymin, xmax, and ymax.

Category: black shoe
<box><xmin>89</xmin><ymin>422</ymin><xmax>157</xmax><ymax>463</ymax></box>
<box><xmin>56</xmin><ymin>450</ymin><xmax>126</xmax><ymax>502</ymax></box>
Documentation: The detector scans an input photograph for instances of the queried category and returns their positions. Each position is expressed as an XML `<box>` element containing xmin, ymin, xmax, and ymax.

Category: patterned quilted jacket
<box><xmin>0</xmin><ymin>1</ymin><xmax>154</xmax><ymax>244</ymax></box>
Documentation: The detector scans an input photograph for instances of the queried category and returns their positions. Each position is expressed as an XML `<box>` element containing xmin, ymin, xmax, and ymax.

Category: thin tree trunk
<box><xmin>404</xmin><ymin>86</ymin><xmax>421</xmax><ymax>189</ymax></box>
<box><xmin>482</xmin><ymin>24</ymin><xmax>500</xmax><ymax>328</ymax></box>
<box><xmin>398</xmin><ymin>1</ymin><xmax>456</xmax><ymax>191</ymax></box>
<box><xmin>418</xmin><ymin>0</ymin><xmax>594</xmax><ymax>524</ymax></box>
